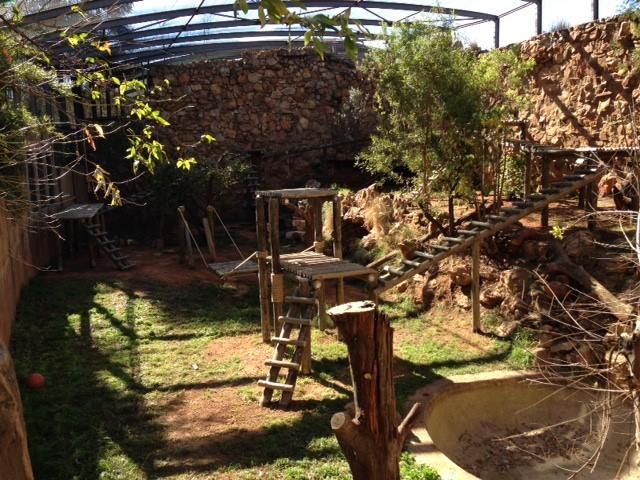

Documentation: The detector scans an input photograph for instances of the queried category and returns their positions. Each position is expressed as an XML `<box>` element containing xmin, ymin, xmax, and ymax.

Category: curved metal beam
<box><xmin>20</xmin><ymin>0</ymin><xmax>140</xmax><ymax>25</ymax></box>
<box><xmin>116</xmin><ymin>39</ymin><xmax>307</xmax><ymax>63</ymax></box>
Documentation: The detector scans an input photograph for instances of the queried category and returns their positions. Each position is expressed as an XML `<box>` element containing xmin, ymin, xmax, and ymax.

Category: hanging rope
<box><xmin>177</xmin><ymin>207</ymin><xmax>209</xmax><ymax>268</ymax></box>
<box><xmin>211</xmin><ymin>205</ymin><xmax>245</xmax><ymax>259</ymax></box>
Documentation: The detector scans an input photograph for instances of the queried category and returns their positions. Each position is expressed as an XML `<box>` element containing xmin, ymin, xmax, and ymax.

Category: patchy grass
<box><xmin>14</xmin><ymin>276</ymin><xmax>518</xmax><ymax>479</ymax></box>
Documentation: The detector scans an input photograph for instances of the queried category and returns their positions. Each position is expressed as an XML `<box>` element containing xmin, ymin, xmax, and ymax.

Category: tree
<box><xmin>357</xmin><ymin>22</ymin><xmax>532</xmax><ymax>235</ymax></box>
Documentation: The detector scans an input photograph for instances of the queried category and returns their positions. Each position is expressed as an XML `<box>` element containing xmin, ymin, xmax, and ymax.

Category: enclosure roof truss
<box><xmin>16</xmin><ymin>0</ymin><xmax>554</xmax><ymax>64</ymax></box>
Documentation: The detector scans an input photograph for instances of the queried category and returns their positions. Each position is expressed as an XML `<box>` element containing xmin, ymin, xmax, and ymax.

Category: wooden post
<box><xmin>524</xmin><ymin>146</ymin><xmax>532</xmax><ymax>201</ymax></box>
<box><xmin>300</xmin><ymin>278</ymin><xmax>313</xmax><ymax>375</ymax></box>
<box><xmin>178</xmin><ymin>206</ymin><xmax>186</xmax><ymax>264</ymax></box>
<box><xmin>541</xmin><ymin>154</ymin><xmax>550</xmax><ymax>228</ymax></box>
<box><xmin>472</xmin><ymin>240</ymin><xmax>481</xmax><ymax>333</ymax></box>
<box><xmin>333</xmin><ymin>196</ymin><xmax>345</xmax><ymax>305</ymax></box>
<box><xmin>587</xmin><ymin>181</ymin><xmax>598</xmax><ymax>231</ymax></box>
<box><xmin>268</xmin><ymin>197</ymin><xmax>284</xmax><ymax>333</ymax></box>
<box><xmin>314</xmin><ymin>279</ymin><xmax>327</xmax><ymax>331</ymax></box>
<box><xmin>328</xmin><ymin>302</ymin><xmax>419</xmax><ymax>480</ymax></box>
<box><xmin>256</xmin><ymin>196</ymin><xmax>271</xmax><ymax>343</ymax></box>
<box><xmin>311</xmin><ymin>199</ymin><xmax>327</xmax><ymax>328</ymax></box>
<box><xmin>202</xmin><ymin>217</ymin><xmax>216</xmax><ymax>262</ymax></box>
<box><xmin>206</xmin><ymin>206</ymin><xmax>217</xmax><ymax>260</ymax></box>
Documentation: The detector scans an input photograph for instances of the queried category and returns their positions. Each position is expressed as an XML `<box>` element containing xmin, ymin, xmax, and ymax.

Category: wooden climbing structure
<box><xmin>52</xmin><ymin>203</ymin><xmax>134</xmax><ymax>271</ymax></box>
<box><xmin>255</xmin><ymin>188</ymin><xmax>377</xmax><ymax>407</ymax></box>
<box><xmin>369</xmin><ymin>145</ymin><xmax>637</xmax><ymax>331</ymax></box>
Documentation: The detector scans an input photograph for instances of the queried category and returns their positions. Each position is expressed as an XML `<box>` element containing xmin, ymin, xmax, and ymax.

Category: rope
<box><xmin>211</xmin><ymin>205</ymin><xmax>245</xmax><ymax>259</ymax></box>
<box><xmin>177</xmin><ymin>207</ymin><xmax>209</xmax><ymax>269</ymax></box>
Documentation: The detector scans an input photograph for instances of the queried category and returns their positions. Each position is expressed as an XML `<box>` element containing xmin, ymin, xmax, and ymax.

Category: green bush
<box><xmin>400</xmin><ymin>452</ymin><xmax>441</xmax><ymax>480</ymax></box>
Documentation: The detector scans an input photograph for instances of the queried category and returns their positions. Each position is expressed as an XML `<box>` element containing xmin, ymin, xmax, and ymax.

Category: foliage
<box><xmin>507</xmin><ymin>328</ymin><xmax>536</xmax><ymax>369</ymax></box>
<box><xmin>357</xmin><ymin>22</ymin><xmax>533</xmax><ymax>231</ymax></box>
<box><xmin>399</xmin><ymin>453</ymin><xmax>441</xmax><ymax>480</ymax></box>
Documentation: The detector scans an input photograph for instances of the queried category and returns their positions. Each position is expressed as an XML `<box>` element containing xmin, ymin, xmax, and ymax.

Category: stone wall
<box><xmin>520</xmin><ymin>15</ymin><xmax>640</xmax><ymax>146</ymax></box>
<box><xmin>152</xmin><ymin>48</ymin><xmax>369</xmax><ymax>190</ymax></box>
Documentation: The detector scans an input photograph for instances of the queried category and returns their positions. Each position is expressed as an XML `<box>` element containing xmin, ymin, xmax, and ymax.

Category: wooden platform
<box><xmin>256</xmin><ymin>188</ymin><xmax>337</xmax><ymax>199</ymax></box>
<box><xmin>208</xmin><ymin>259</ymin><xmax>259</xmax><ymax>278</ymax></box>
<box><xmin>51</xmin><ymin>203</ymin><xmax>104</xmax><ymax>220</ymax></box>
<box><xmin>278</xmin><ymin>252</ymin><xmax>376</xmax><ymax>281</ymax></box>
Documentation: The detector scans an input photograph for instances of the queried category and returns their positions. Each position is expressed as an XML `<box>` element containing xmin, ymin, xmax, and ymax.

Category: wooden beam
<box><xmin>268</xmin><ymin>197</ymin><xmax>283</xmax><ymax>333</ymax></box>
<box><xmin>333</xmin><ymin>196</ymin><xmax>345</xmax><ymax>305</ymax></box>
<box><xmin>256</xmin><ymin>196</ymin><xmax>271</xmax><ymax>343</ymax></box>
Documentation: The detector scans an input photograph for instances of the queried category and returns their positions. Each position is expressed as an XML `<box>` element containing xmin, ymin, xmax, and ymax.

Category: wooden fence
<box><xmin>0</xmin><ymin>203</ymin><xmax>36</xmax><ymax>344</ymax></box>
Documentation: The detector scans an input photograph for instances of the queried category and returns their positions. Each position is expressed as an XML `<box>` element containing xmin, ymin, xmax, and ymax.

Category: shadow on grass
<box><xmin>13</xmin><ymin>275</ymin><xmax>514</xmax><ymax>479</ymax></box>
<box><xmin>12</xmin><ymin>277</ymin><xmax>263</xmax><ymax>479</ymax></box>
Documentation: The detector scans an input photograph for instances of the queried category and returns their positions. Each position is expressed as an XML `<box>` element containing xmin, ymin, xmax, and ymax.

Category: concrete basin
<box><xmin>408</xmin><ymin>371</ymin><xmax>638</xmax><ymax>480</ymax></box>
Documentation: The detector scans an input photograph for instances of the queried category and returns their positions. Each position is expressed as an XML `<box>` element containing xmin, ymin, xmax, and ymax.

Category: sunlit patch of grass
<box><xmin>508</xmin><ymin>328</ymin><xmax>536</xmax><ymax>369</ymax></box>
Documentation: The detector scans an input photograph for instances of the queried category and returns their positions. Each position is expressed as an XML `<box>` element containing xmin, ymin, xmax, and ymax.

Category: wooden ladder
<box><xmin>83</xmin><ymin>220</ymin><xmax>135</xmax><ymax>271</ymax></box>
<box><xmin>374</xmin><ymin>161</ymin><xmax>604</xmax><ymax>296</ymax></box>
<box><xmin>258</xmin><ymin>288</ymin><xmax>317</xmax><ymax>408</ymax></box>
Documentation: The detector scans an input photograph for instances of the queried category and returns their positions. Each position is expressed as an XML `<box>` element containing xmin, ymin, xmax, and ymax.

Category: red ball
<box><xmin>26</xmin><ymin>373</ymin><xmax>45</xmax><ymax>390</ymax></box>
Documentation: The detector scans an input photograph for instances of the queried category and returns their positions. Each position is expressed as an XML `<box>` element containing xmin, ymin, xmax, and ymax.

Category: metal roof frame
<box><xmin>17</xmin><ymin>1</ymin><xmax>596</xmax><ymax>65</ymax></box>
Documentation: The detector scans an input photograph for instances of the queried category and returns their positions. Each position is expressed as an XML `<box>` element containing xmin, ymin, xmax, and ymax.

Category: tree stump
<box><xmin>328</xmin><ymin>301</ymin><xmax>419</xmax><ymax>480</ymax></box>
<box><xmin>0</xmin><ymin>342</ymin><xmax>34</xmax><ymax>480</ymax></box>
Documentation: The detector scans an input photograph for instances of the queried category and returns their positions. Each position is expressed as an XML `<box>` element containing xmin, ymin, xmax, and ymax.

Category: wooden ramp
<box><xmin>208</xmin><ymin>259</ymin><xmax>258</xmax><ymax>278</ymax></box>
<box><xmin>84</xmin><ymin>220</ymin><xmax>135</xmax><ymax>271</ymax></box>
<box><xmin>373</xmin><ymin>163</ymin><xmax>604</xmax><ymax>296</ymax></box>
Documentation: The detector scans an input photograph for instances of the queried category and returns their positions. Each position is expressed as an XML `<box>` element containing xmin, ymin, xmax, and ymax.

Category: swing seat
<box><xmin>208</xmin><ymin>259</ymin><xmax>259</xmax><ymax>278</ymax></box>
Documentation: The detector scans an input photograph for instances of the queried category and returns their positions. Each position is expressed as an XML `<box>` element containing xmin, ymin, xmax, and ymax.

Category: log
<box><xmin>547</xmin><ymin>240</ymin><xmax>634</xmax><ymax>324</ymax></box>
<box><xmin>256</xmin><ymin>196</ymin><xmax>271</xmax><ymax>343</ymax></box>
<box><xmin>0</xmin><ymin>343</ymin><xmax>34</xmax><ymax>480</ymax></box>
<box><xmin>328</xmin><ymin>301</ymin><xmax>419</xmax><ymax>480</ymax></box>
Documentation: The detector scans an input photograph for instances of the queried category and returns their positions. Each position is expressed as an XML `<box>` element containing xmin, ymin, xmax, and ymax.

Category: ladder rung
<box><xmin>279</xmin><ymin>316</ymin><xmax>312</xmax><ymax>326</ymax></box>
<box><xmin>540</xmin><ymin>188</ymin><xmax>559</xmax><ymax>194</ymax></box>
<box><xmin>383</xmin><ymin>265</ymin><xmax>406</xmax><ymax>276</ymax></box>
<box><xmin>120</xmin><ymin>263</ymin><xmax>135</xmax><ymax>271</ymax></box>
<box><xmin>265</xmin><ymin>359</ymin><xmax>300</xmax><ymax>370</ymax></box>
<box><xmin>513</xmin><ymin>202</ymin><xmax>534</xmax><ymax>209</ymax></box>
<box><xmin>271</xmin><ymin>337</ymin><xmax>306</xmax><ymax>347</ymax></box>
<box><xmin>470</xmin><ymin>221</ymin><xmax>491</xmax><ymax>228</ymax></box>
<box><xmin>414</xmin><ymin>251</ymin><xmax>434</xmax><ymax>259</ymax></box>
<box><xmin>442</xmin><ymin>237</ymin><xmax>465</xmax><ymax>244</ymax></box>
<box><xmin>486</xmin><ymin>215</ymin><xmax>506</xmax><ymax>222</ymax></box>
<box><xmin>258</xmin><ymin>380</ymin><xmax>294</xmax><ymax>392</ymax></box>
<box><xmin>285</xmin><ymin>296</ymin><xmax>316</xmax><ymax>305</ymax></box>
<box><xmin>113</xmin><ymin>255</ymin><xmax>128</xmax><ymax>262</ymax></box>
<box><xmin>563</xmin><ymin>174</ymin><xmax>585</xmax><ymax>181</ymax></box>
<box><xmin>457</xmin><ymin>229</ymin><xmax>479</xmax><ymax>236</ymax></box>
<box><xmin>431</xmin><ymin>244</ymin><xmax>450</xmax><ymax>251</ymax></box>
<box><xmin>379</xmin><ymin>273</ymin><xmax>393</xmax><ymax>282</ymax></box>
<box><xmin>402</xmin><ymin>259</ymin><xmax>421</xmax><ymax>268</ymax></box>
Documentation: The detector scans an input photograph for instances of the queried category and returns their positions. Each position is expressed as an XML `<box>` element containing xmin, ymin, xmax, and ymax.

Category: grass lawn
<box><xmin>13</xmin><ymin>275</ymin><xmax>526</xmax><ymax>479</ymax></box>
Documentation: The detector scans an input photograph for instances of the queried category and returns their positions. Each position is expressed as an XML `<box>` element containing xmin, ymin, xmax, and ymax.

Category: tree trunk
<box><xmin>0</xmin><ymin>342</ymin><xmax>34</xmax><ymax>480</ymax></box>
<box><xmin>328</xmin><ymin>302</ymin><xmax>419</xmax><ymax>480</ymax></box>
<box><xmin>447</xmin><ymin>195</ymin><xmax>455</xmax><ymax>236</ymax></box>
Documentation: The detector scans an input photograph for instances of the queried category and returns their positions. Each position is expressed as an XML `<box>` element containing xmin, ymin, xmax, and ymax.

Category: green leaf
<box><xmin>201</xmin><ymin>133</ymin><xmax>216</xmax><ymax>144</ymax></box>
<box><xmin>236</xmin><ymin>0</ymin><xmax>249</xmax><ymax>14</ymax></box>
<box><xmin>304</xmin><ymin>30</ymin><xmax>313</xmax><ymax>46</ymax></box>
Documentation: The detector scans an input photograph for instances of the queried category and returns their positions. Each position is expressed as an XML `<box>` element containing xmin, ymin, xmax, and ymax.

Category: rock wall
<box><xmin>151</xmin><ymin>49</ymin><xmax>369</xmax><ymax>190</ymax></box>
<box><xmin>520</xmin><ymin>15</ymin><xmax>640</xmax><ymax>146</ymax></box>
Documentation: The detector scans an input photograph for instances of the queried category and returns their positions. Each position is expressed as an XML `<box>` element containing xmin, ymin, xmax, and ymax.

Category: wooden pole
<box><xmin>472</xmin><ymin>240</ymin><xmax>481</xmax><ymax>333</ymax></box>
<box><xmin>333</xmin><ymin>196</ymin><xmax>345</xmax><ymax>305</ymax></box>
<box><xmin>300</xmin><ymin>278</ymin><xmax>313</xmax><ymax>375</ymax></box>
<box><xmin>540</xmin><ymin>154</ymin><xmax>550</xmax><ymax>228</ymax></box>
<box><xmin>268</xmin><ymin>197</ymin><xmax>284</xmax><ymax>333</ymax></box>
<box><xmin>311</xmin><ymin>198</ymin><xmax>324</xmax><ymax>253</ymax></box>
<box><xmin>206</xmin><ymin>206</ymin><xmax>217</xmax><ymax>260</ymax></box>
<box><xmin>256</xmin><ymin>196</ymin><xmax>271</xmax><ymax>343</ymax></box>
<box><xmin>202</xmin><ymin>217</ymin><xmax>216</xmax><ymax>262</ymax></box>
<box><xmin>587</xmin><ymin>181</ymin><xmax>598</xmax><ymax>231</ymax></box>
<box><xmin>328</xmin><ymin>302</ymin><xmax>419</xmax><ymax>480</ymax></box>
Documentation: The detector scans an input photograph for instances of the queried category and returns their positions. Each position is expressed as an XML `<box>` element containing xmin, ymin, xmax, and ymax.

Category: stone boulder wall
<box><xmin>151</xmin><ymin>48</ymin><xmax>367</xmax><ymax>189</ymax></box>
<box><xmin>0</xmin><ymin>342</ymin><xmax>33</xmax><ymax>480</ymax></box>
<box><xmin>520</xmin><ymin>16</ymin><xmax>640</xmax><ymax>146</ymax></box>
